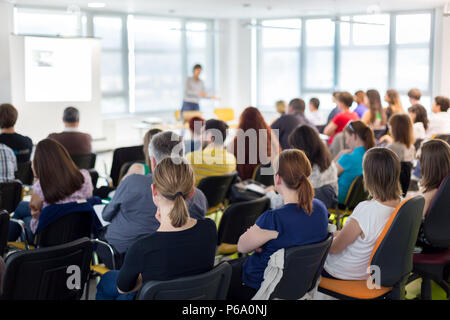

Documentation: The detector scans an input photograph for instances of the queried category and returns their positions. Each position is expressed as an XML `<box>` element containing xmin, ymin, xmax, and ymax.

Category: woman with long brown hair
<box><xmin>96</xmin><ymin>157</ymin><xmax>217</xmax><ymax>300</ymax></box>
<box><xmin>227</xmin><ymin>149</ymin><xmax>329</xmax><ymax>300</ymax></box>
<box><xmin>361</xmin><ymin>89</ymin><xmax>387</xmax><ymax>130</ymax></box>
<box><xmin>384</xmin><ymin>89</ymin><xmax>404</xmax><ymax>120</ymax></box>
<box><xmin>383</xmin><ymin>114</ymin><xmax>416</xmax><ymax>162</ymax></box>
<box><xmin>8</xmin><ymin>138</ymin><xmax>93</xmax><ymax>242</ymax></box>
<box><xmin>227</xmin><ymin>106</ymin><xmax>281</xmax><ymax>180</ymax></box>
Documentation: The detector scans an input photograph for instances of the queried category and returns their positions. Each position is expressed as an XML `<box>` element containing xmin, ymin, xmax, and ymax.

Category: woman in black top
<box><xmin>96</xmin><ymin>157</ymin><xmax>217</xmax><ymax>300</ymax></box>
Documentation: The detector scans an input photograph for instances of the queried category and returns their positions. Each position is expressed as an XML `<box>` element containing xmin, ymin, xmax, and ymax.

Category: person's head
<box><xmin>366</xmin><ymin>89</ymin><xmax>386</xmax><ymax>125</ymax></box>
<box><xmin>0</xmin><ymin>103</ymin><xmax>18</xmax><ymax>129</ymax></box>
<box><xmin>288</xmin><ymin>125</ymin><xmax>332</xmax><ymax>173</ymax></box>
<box><xmin>309</xmin><ymin>98</ymin><xmax>320</xmax><ymax>112</ymax></box>
<box><xmin>354</xmin><ymin>90</ymin><xmax>366</xmax><ymax>106</ymax></box>
<box><xmin>408</xmin><ymin>104</ymin><xmax>429</xmax><ymax>131</ymax></box>
<box><xmin>33</xmin><ymin>139</ymin><xmax>84</xmax><ymax>204</ymax></box>
<box><xmin>238</xmin><ymin>106</ymin><xmax>270</xmax><ymax>131</ymax></box>
<box><xmin>275</xmin><ymin>100</ymin><xmax>287</xmax><ymax>115</ymax></box>
<box><xmin>188</xmin><ymin>116</ymin><xmax>205</xmax><ymax>136</ymax></box>
<box><xmin>336</xmin><ymin>91</ymin><xmax>354</xmax><ymax>111</ymax></box>
<box><xmin>388</xmin><ymin>114</ymin><xmax>414</xmax><ymax>148</ymax></box>
<box><xmin>148</xmin><ymin>131</ymin><xmax>184</xmax><ymax>171</ymax></box>
<box><xmin>344</xmin><ymin>120</ymin><xmax>376</xmax><ymax>150</ymax></box>
<box><xmin>151</xmin><ymin>157</ymin><xmax>195</xmax><ymax>228</ymax></box>
<box><xmin>63</xmin><ymin>106</ymin><xmax>80</xmax><ymax>128</ymax></box>
<box><xmin>193</xmin><ymin>64</ymin><xmax>202</xmax><ymax>78</ymax></box>
<box><xmin>288</xmin><ymin>98</ymin><xmax>306</xmax><ymax>114</ymax></box>
<box><xmin>273</xmin><ymin>149</ymin><xmax>314</xmax><ymax>214</ymax></box>
<box><xmin>408</xmin><ymin>88</ymin><xmax>422</xmax><ymax>104</ymax></box>
<box><xmin>332</xmin><ymin>91</ymin><xmax>340</xmax><ymax>104</ymax></box>
<box><xmin>203</xmin><ymin>119</ymin><xmax>228</xmax><ymax>146</ymax></box>
<box><xmin>143</xmin><ymin>128</ymin><xmax>163</xmax><ymax>167</ymax></box>
<box><xmin>384</xmin><ymin>89</ymin><xmax>404</xmax><ymax>113</ymax></box>
<box><xmin>432</xmin><ymin>96</ymin><xmax>450</xmax><ymax>114</ymax></box>
<box><xmin>420</xmin><ymin>139</ymin><xmax>450</xmax><ymax>193</ymax></box>
<box><xmin>363</xmin><ymin>147</ymin><xmax>402</xmax><ymax>202</ymax></box>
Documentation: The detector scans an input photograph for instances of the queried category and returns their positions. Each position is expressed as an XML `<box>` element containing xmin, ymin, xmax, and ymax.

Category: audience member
<box><xmin>353</xmin><ymin>90</ymin><xmax>368</xmax><ymax>118</ymax></box>
<box><xmin>307</xmin><ymin>98</ymin><xmax>326</xmax><ymax>126</ymax></box>
<box><xmin>271</xmin><ymin>98</ymin><xmax>315</xmax><ymax>150</ymax></box>
<box><xmin>96</xmin><ymin>157</ymin><xmax>217</xmax><ymax>300</ymax></box>
<box><xmin>8</xmin><ymin>139</ymin><xmax>93</xmax><ymax>243</ymax></box>
<box><xmin>101</xmin><ymin>131</ymin><xmax>207</xmax><ymax>257</ymax></box>
<box><xmin>427</xmin><ymin>96</ymin><xmax>450</xmax><ymax>137</ymax></box>
<box><xmin>48</xmin><ymin>106</ymin><xmax>92</xmax><ymax>155</ymax></box>
<box><xmin>326</xmin><ymin>92</ymin><xmax>342</xmax><ymax>125</ymax></box>
<box><xmin>334</xmin><ymin>121</ymin><xmax>375</xmax><ymax>204</ymax></box>
<box><xmin>275</xmin><ymin>100</ymin><xmax>287</xmax><ymax>116</ymax></box>
<box><xmin>184</xmin><ymin>116</ymin><xmax>205</xmax><ymax>154</ymax></box>
<box><xmin>408</xmin><ymin>104</ymin><xmax>429</xmax><ymax>141</ymax></box>
<box><xmin>361</xmin><ymin>89</ymin><xmax>387</xmax><ymax>130</ymax></box>
<box><xmin>227</xmin><ymin>107</ymin><xmax>280</xmax><ymax>180</ymax></box>
<box><xmin>324</xmin><ymin>92</ymin><xmax>359</xmax><ymax>145</ymax></box>
<box><xmin>381</xmin><ymin>114</ymin><xmax>416</xmax><ymax>162</ymax></box>
<box><xmin>384</xmin><ymin>89</ymin><xmax>404</xmax><ymax>120</ymax></box>
<box><xmin>187</xmin><ymin>119</ymin><xmax>237</xmax><ymax>185</ymax></box>
<box><xmin>408</xmin><ymin>88</ymin><xmax>422</xmax><ymax>106</ymax></box>
<box><xmin>0</xmin><ymin>143</ymin><xmax>17</xmax><ymax>183</ymax></box>
<box><xmin>0</xmin><ymin>103</ymin><xmax>33</xmax><ymax>163</ymax></box>
<box><xmin>323</xmin><ymin>147</ymin><xmax>402</xmax><ymax>280</ymax></box>
<box><xmin>227</xmin><ymin>149</ymin><xmax>328</xmax><ymax>300</ymax></box>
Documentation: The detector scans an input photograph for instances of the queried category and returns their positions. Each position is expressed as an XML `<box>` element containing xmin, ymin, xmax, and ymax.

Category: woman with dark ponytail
<box><xmin>227</xmin><ymin>149</ymin><xmax>329</xmax><ymax>300</ymax></box>
<box><xmin>334</xmin><ymin>121</ymin><xmax>375</xmax><ymax>204</ymax></box>
<box><xmin>96</xmin><ymin>157</ymin><xmax>217</xmax><ymax>300</ymax></box>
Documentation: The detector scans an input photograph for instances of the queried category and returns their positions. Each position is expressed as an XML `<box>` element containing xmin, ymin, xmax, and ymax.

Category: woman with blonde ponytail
<box><xmin>227</xmin><ymin>149</ymin><xmax>329</xmax><ymax>300</ymax></box>
<box><xmin>96</xmin><ymin>157</ymin><xmax>217</xmax><ymax>300</ymax></box>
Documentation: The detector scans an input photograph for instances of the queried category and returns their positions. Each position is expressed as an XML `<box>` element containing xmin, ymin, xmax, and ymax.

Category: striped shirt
<box><xmin>0</xmin><ymin>143</ymin><xmax>17</xmax><ymax>183</ymax></box>
<box><xmin>186</xmin><ymin>145</ymin><xmax>237</xmax><ymax>186</ymax></box>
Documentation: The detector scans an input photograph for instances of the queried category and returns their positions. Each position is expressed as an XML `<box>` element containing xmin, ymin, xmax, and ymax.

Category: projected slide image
<box><xmin>25</xmin><ymin>36</ymin><xmax>93</xmax><ymax>102</ymax></box>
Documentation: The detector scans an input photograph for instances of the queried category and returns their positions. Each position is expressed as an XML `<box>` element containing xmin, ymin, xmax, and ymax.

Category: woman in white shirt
<box><xmin>408</xmin><ymin>104</ymin><xmax>429</xmax><ymax>141</ymax></box>
<box><xmin>323</xmin><ymin>147</ymin><xmax>402</xmax><ymax>280</ymax></box>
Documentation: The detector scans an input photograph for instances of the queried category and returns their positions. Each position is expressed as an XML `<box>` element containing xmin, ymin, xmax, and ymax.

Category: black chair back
<box><xmin>270</xmin><ymin>234</ymin><xmax>333</xmax><ymax>300</ymax></box>
<box><xmin>400</xmin><ymin>162</ymin><xmax>412</xmax><ymax>197</ymax></box>
<box><xmin>36</xmin><ymin>209</ymin><xmax>93</xmax><ymax>248</ymax></box>
<box><xmin>136</xmin><ymin>262</ymin><xmax>232</xmax><ymax>300</ymax></box>
<box><xmin>371</xmin><ymin>196</ymin><xmax>424</xmax><ymax>287</ymax></box>
<box><xmin>14</xmin><ymin>161</ymin><xmax>33</xmax><ymax>185</ymax></box>
<box><xmin>253</xmin><ymin>163</ymin><xmax>274</xmax><ymax>187</ymax></box>
<box><xmin>344</xmin><ymin>175</ymin><xmax>369</xmax><ymax>210</ymax></box>
<box><xmin>110</xmin><ymin>145</ymin><xmax>145</xmax><ymax>187</ymax></box>
<box><xmin>70</xmin><ymin>153</ymin><xmax>97</xmax><ymax>170</ymax></box>
<box><xmin>1</xmin><ymin>238</ymin><xmax>93</xmax><ymax>300</ymax></box>
<box><xmin>197</xmin><ymin>173</ymin><xmax>237</xmax><ymax>209</ymax></box>
<box><xmin>422</xmin><ymin>175</ymin><xmax>450</xmax><ymax>248</ymax></box>
<box><xmin>217</xmin><ymin>197</ymin><xmax>270</xmax><ymax>245</ymax></box>
<box><xmin>374</xmin><ymin>128</ymin><xmax>388</xmax><ymax>141</ymax></box>
<box><xmin>0</xmin><ymin>210</ymin><xmax>9</xmax><ymax>256</ymax></box>
<box><xmin>88</xmin><ymin>169</ymin><xmax>99</xmax><ymax>189</ymax></box>
<box><xmin>414</xmin><ymin>138</ymin><xmax>423</xmax><ymax>152</ymax></box>
<box><xmin>0</xmin><ymin>181</ymin><xmax>22</xmax><ymax>213</ymax></box>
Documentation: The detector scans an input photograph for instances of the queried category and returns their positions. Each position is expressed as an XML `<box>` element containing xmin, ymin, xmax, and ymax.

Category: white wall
<box><xmin>0</xmin><ymin>2</ymin><xmax>14</xmax><ymax>103</ymax></box>
<box><xmin>437</xmin><ymin>14</ymin><xmax>450</xmax><ymax>97</ymax></box>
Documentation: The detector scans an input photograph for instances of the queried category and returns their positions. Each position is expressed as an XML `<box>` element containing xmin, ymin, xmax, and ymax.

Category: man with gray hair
<box><xmin>48</xmin><ymin>106</ymin><xmax>92</xmax><ymax>154</ymax></box>
<box><xmin>99</xmin><ymin>131</ymin><xmax>207</xmax><ymax>264</ymax></box>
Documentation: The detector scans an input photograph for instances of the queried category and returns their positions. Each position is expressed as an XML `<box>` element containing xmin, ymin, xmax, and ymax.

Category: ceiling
<box><xmin>10</xmin><ymin>0</ymin><xmax>450</xmax><ymax>19</ymax></box>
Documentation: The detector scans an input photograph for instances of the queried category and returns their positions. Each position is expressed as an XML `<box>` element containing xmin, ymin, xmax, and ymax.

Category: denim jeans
<box><xmin>7</xmin><ymin>201</ymin><xmax>34</xmax><ymax>242</ymax></box>
<box><xmin>95</xmin><ymin>270</ymin><xmax>136</xmax><ymax>300</ymax></box>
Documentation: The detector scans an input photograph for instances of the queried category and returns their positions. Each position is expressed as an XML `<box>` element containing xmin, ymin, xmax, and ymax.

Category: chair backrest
<box><xmin>136</xmin><ymin>262</ymin><xmax>232</xmax><ymax>300</ymax></box>
<box><xmin>70</xmin><ymin>153</ymin><xmax>96</xmax><ymax>170</ymax></box>
<box><xmin>197</xmin><ymin>172</ymin><xmax>237</xmax><ymax>209</ymax></box>
<box><xmin>214</xmin><ymin>108</ymin><xmax>235</xmax><ymax>122</ymax></box>
<box><xmin>88</xmin><ymin>169</ymin><xmax>99</xmax><ymax>189</ymax></box>
<box><xmin>400</xmin><ymin>162</ymin><xmax>412</xmax><ymax>197</ymax></box>
<box><xmin>270</xmin><ymin>234</ymin><xmax>333</xmax><ymax>300</ymax></box>
<box><xmin>374</xmin><ymin>128</ymin><xmax>388</xmax><ymax>140</ymax></box>
<box><xmin>36</xmin><ymin>209</ymin><xmax>93</xmax><ymax>248</ymax></box>
<box><xmin>14</xmin><ymin>161</ymin><xmax>33</xmax><ymax>185</ymax></box>
<box><xmin>252</xmin><ymin>163</ymin><xmax>274</xmax><ymax>187</ymax></box>
<box><xmin>0</xmin><ymin>210</ymin><xmax>9</xmax><ymax>256</ymax></box>
<box><xmin>422</xmin><ymin>175</ymin><xmax>450</xmax><ymax>248</ymax></box>
<box><xmin>217</xmin><ymin>197</ymin><xmax>270</xmax><ymax>245</ymax></box>
<box><xmin>369</xmin><ymin>196</ymin><xmax>424</xmax><ymax>287</ymax></box>
<box><xmin>110</xmin><ymin>145</ymin><xmax>145</xmax><ymax>187</ymax></box>
<box><xmin>0</xmin><ymin>181</ymin><xmax>22</xmax><ymax>214</ymax></box>
<box><xmin>344</xmin><ymin>175</ymin><xmax>369</xmax><ymax>210</ymax></box>
<box><xmin>1</xmin><ymin>238</ymin><xmax>93</xmax><ymax>300</ymax></box>
<box><xmin>414</xmin><ymin>138</ymin><xmax>424</xmax><ymax>152</ymax></box>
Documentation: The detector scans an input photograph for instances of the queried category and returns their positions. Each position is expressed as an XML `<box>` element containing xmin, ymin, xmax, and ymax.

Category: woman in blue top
<box><xmin>227</xmin><ymin>149</ymin><xmax>329</xmax><ymax>300</ymax></box>
<box><xmin>334</xmin><ymin>121</ymin><xmax>376</xmax><ymax>204</ymax></box>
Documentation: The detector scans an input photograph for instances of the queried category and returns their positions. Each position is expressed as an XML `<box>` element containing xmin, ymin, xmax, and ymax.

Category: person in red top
<box><xmin>324</xmin><ymin>92</ymin><xmax>359</xmax><ymax>145</ymax></box>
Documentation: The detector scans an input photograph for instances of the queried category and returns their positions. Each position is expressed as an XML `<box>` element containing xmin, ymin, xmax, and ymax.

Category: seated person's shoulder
<box><xmin>312</xmin><ymin>198</ymin><xmax>328</xmax><ymax>212</ymax></box>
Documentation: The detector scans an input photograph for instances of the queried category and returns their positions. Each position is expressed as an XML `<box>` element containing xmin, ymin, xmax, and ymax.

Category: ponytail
<box><xmin>169</xmin><ymin>193</ymin><xmax>189</xmax><ymax>228</ymax></box>
<box><xmin>297</xmin><ymin>175</ymin><xmax>314</xmax><ymax>215</ymax></box>
<box><xmin>362</xmin><ymin>127</ymin><xmax>376</xmax><ymax>150</ymax></box>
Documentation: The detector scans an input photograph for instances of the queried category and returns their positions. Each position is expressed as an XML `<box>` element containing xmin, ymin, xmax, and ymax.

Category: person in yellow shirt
<box><xmin>186</xmin><ymin>119</ymin><xmax>237</xmax><ymax>185</ymax></box>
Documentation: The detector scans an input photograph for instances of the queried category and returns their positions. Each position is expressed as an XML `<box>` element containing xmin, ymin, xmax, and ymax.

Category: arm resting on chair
<box><xmin>237</xmin><ymin>225</ymin><xmax>278</xmax><ymax>254</ymax></box>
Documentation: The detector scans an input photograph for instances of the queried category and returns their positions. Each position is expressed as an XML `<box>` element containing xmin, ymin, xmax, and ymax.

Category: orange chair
<box><xmin>318</xmin><ymin>196</ymin><xmax>424</xmax><ymax>300</ymax></box>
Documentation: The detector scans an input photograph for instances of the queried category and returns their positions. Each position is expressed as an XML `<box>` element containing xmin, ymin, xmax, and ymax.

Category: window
<box><xmin>258</xmin><ymin>19</ymin><xmax>301</xmax><ymax>109</ymax></box>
